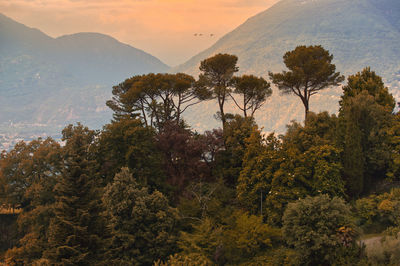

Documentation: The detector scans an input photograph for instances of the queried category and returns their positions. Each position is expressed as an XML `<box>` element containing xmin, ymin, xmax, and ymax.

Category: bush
<box><xmin>282</xmin><ymin>195</ymin><xmax>362</xmax><ymax>265</ymax></box>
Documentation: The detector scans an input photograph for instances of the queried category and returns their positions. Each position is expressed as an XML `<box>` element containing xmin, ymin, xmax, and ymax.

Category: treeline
<box><xmin>0</xmin><ymin>45</ymin><xmax>400</xmax><ymax>265</ymax></box>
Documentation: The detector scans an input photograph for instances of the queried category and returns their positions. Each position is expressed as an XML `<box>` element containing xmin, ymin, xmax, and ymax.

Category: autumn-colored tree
<box><xmin>237</xmin><ymin>130</ymin><xmax>281</xmax><ymax>214</ymax></box>
<box><xmin>230</xmin><ymin>74</ymin><xmax>272</xmax><ymax>117</ymax></box>
<box><xmin>3</xmin><ymin>138</ymin><xmax>62</xmax><ymax>264</ymax></box>
<box><xmin>238</xmin><ymin>113</ymin><xmax>344</xmax><ymax>223</ymax></box>
<box><xmin>198</xmin><ymin>53</ymin><xmax>239</xmax><ymax>128</ymax></box>
<box><xmin>178</xmin><ymin>211</ymin><xmax>280</xmax><ymax>265</ymax></box>
<box><xmin>269</xmin><ymin>45</ymin><xmax>344</xmax><ymax>119</ymax></box>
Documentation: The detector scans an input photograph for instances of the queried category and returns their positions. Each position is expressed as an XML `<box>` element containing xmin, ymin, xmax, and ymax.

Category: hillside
<box><xmin>174</xmin><ymin>0</ymin><xmax>400</xmax><ymax>132</ymax></box>
<box><xmin>0</xmin><ymin>13</ymin><xmax>169</xmax><ymax>149</ymax></box>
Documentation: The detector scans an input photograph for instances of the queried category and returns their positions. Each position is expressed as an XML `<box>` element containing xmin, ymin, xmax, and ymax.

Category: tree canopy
<box><xmin>269</xmin><ymin>45</ymin><xmax>344</xmax><ymax>119</ymax></box>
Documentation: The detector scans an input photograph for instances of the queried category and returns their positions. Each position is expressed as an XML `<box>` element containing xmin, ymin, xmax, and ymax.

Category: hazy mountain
<box><xmin>0</xmin><ymin>13</ymin><xmax>169</xmax><ymax>149</ymax></box>
<box><xmin>174</xmin><ymin>0</ymin><xmax>400</xmax><ymax>132</ymax></box>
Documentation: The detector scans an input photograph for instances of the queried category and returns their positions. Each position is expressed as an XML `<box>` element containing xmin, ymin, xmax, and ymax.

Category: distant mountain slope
<box><xmin>174</xmin><ymin>0</ymin><xmax>400</xmax><ymax>132</ymax></box>
<box><xmin>0</xmin><ymin>13</ymin><xmax>169</xmax><ymax>149</ymax></box>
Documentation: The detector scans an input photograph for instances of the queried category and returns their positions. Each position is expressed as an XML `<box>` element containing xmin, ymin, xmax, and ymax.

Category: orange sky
<box><xmin>0</xmin><ymin>0</ymin><xmax>279</xmax><ymax>66</ymax></box>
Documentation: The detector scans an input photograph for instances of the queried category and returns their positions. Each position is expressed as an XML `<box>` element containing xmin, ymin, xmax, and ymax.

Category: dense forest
<box><xmin>1</xmin><ymin>45</ymin><xmax>400</xmax><ymax>265</ymax></box>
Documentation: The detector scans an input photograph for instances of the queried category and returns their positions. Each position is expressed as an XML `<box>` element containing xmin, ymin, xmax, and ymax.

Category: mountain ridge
<box><xmin>173</xmin><ymin>0</ymin><xmax>400</xmax><ymax>132</ymax></box>
<box><xmin>0</xmin><ymin>13</ymin><xmax>169</xmax><ymax>149</ymax></box>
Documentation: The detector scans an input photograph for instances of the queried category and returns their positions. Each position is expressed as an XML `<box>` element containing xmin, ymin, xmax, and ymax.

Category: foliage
<box><xmin>156</xmin><ymin>122</ymin><xmax>210</xmax><ymax>197</ymax></box>
<box><xmin>103</xmin><ymin>167</ymin><xmax>179</xmax><ymax>265</ymax></box>
<box><xmin>43</xmin><ymin>124</ymin><xmax>109</xmax><ymax>265</ymax></box>
<box><xmin>106</xmin><ymin>73</ymin><xmax>204</xmax><ymax>129</ymax></box>
<box><xmin>216</xmin><ymin>115</ymin><xmax>257</xmax><ymax>186</ymax></box>
<box><xmin>230</xmin><ymin>74</ymin><xmax>272</xmax><ymax>118</ymax></box>
<box><xmin>237</xmin><ymin>130</ymin><xmax>281</xmax><ymax>214</ymax></box>
<box><xmin>154</xmin><ymin>253</ymin><xmax>212</xmax><ymax>266</ymax></box>
<box><xmin>282</xmin><ymin>195</ymin><xmax>361</xmax><ymax>265</ymax></box>
<box><xmin>340</xmin><ymin>67</ymin><xmax>396</xmax><ymax>110</ymax></box>
<box><xmin>355</xmin><ymin>188</ymin><xmax>400</xmax><ymax>233</ymax></box>
<box><xmin>338</xmin><ymin>69</ymin><xmax>395</xmax><ymax>197</ymax></box>
<box><xmin>178</xmin><ymin>211</ymin><xmax>280</xmax><ymax>265</ymax></box>
<box><xmin>269</xmin><ymin>45</ymin><xmax>344</xmax><ymax>119</ymax></box>
<box><xmin>178</xmin><ymin>179</ymin><xmax>236</xmax><ymax>227</ymax></box>
<box><xmin>1</xmin><ymin>138</ymin><xmax>61</xmax><ymax>264</ymax></box>
<box><xmin>0</xmin><ymin>138</ymin><xmax>61</xmax><ymax>209</ymax></box>
<box><xmin>97</xmin><ymin>117</ymin><xmax>166</xmax><ymax>191</ymax></box>
<box><xmin>198</xmin><ymin>53</ymin><xmax>239</xmax><ymax>127</ymax></box>
<box><xmin>387</xmin><ymin>110</ymin><xmax>400</xmax><ymax>180</ymax></box>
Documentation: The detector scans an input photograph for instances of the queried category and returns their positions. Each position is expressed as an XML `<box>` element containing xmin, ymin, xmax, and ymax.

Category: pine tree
<box><xmin>44</xmin><ymin>124</ymin><xmax>109</xmax><ymax>265</ymax></box>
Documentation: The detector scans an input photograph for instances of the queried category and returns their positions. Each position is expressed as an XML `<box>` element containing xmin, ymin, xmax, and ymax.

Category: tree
<box><xmin>338</xmin><ymin>69</ymin><xmax>395</xmax><ymax>197</ymax></box>
<box><xmin>44</xmin><ymin>124</ymin><xmax>109</xmax><ymax>265</ymax></box>
<box><xmin>282</xmin><ymin>195</ymin><xmax>360</xmax><ymax>265</ymax></box>
<box><xmin>198</xmin><ymin>53</ymin><xmax>239</xmax><ymax>128</ymax></box>
<box><xmin>96</xmin><ymin>117</ymin><xmax>166</xmax><ymax>191</ymax></box>
<box><xmin>215</xmin><ymin>115</ymin><xmax>257</xmax><ymax>186</ymax></box>
<box><xmin>387</xmin><ymin>109</ymin><xmax>400</xmax><ymax>180</ymax></box>
<box><xmin>156</xmin><ymin>122</ymin><xmax>210</xmax><ymax>197</ymax></box>
<box><xmin>106</xmin><ymin>73</ymin><xmax>205</xmax><ymax>130</ymax></box>
<box><xmin>237</xmin><ymin>131</ymin><xmax>281</xmax><ymax>214</ymax></box>
<box><xmin>177</xmin><ymin>211</ymin><xmax>280</xmax><ymax>265</ymax></box>
<box><xmin>3</xmin><ymin>138</ymin><xmax>62</xmax><ymax>264</ymax></box>
<box><xmin>340</xmin><ymin>67</ymin><xmax>395</xmax><ymax>110</ymax></box>
<box><xmin>269</xmin><ymin>45</ymin><xmax>344</xmax><ymax>119</ymax></box>
<box><xmin>103</xmin><ymin>168</ymin><xmax>179</xmax><ymax>265</ymax></box>
<box><xmin>230</xmin><ymin>75</ymin><xmax>272</xmax><ymax>117</ymax></box>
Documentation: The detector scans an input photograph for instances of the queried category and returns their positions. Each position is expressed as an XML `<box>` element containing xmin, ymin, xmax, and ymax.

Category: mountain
<box><xmin>0</xmin><ymin>13</ymin><xmax>169</xmax><ymax>149</ymax></box>
<box><xmin>174</xmin><ymin>0</ymin><xmax>400</xmax><ymax>132</ymax></box>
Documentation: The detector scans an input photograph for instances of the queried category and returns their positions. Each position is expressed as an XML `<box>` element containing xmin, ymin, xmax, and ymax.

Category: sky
<box><xmin>0</xmin><ymin>0</ymin><xmax>279</xmax><ymax>66</ymax></box>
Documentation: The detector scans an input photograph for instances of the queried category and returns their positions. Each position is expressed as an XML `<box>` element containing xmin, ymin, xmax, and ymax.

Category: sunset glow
<box><xmin>0</xmin><ymin>0</ymin><xmax>279</xmax><ymax>65</ymax></box>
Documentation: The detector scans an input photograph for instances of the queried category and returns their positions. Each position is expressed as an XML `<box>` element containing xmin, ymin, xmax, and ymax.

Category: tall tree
<box><xmin>269</xmin><ymin>45</ymin><xmax>344</xmax><ymax>119</ymax></box>
<box><xmin>106</xmin><ymin>73</ymin><xmax>206</xmax><ymax>130</ymax></box>
<box><xmin>340</xmin><ymin>67</ymin><xmax>395</xmax><ymax>110</ymax></box>
<box><xmin>156</xmin><ymin>122</ymin><xmax>210</xmax><ymax>197</ymax></box>
<box><xmin>44</xmin><ymin>124</ymin><xmax>109</xmax><ymax>265</ymax></box>
<box><xmin>96</xmin><ymin>117</ymin><xmax>166</xmax><ymax>191</ymax></box>
<box><xmin>230</xmin><ymin>75</ymin><xmax>272</xmax><ymax>117</ymax></box>
<box><xmin>338</xmin><ymin>68</ymin><xmax>395</xmax><ymax>197</ymax></box>
<box><xmin>198</xmin><ymin>53</ymin><xmax>239</xmax><ymax>128</ymax></box>
<box><xmin>103</xmin><ymin>168</ymin><xmax>178</xmax><ymax>265</ymax></box>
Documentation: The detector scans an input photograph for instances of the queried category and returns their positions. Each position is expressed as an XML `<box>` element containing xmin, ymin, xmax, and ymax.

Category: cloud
<box><xmin>0</xmin><ymin>0</ymin><xmax>280</xmax><ymax>65</ymax></box>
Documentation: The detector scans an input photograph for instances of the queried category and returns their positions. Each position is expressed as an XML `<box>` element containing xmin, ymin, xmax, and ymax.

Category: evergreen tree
<box><xmin>269</xmin><ymin>45</ymin><xmax>344</xmax><ymax>119</ymax></box>
<box><xmin>230</xmin><ymin>74</ymin><xmax>272</xmax><ymax>118</ymax></box>
<box><xmin>338</xmin><ymin>68</ymin><xmax>395</xmax><ymax>197</ymax></box>
<box><xmin>44</xmin><ymin>124</ymin><xmax>109</xmax><ymax>265</ymax></box>
<box><xmin>103</xmin><ymin>168</ymin><xmax>179</xmax><ymax>265</ymax></box>
<box><xmin>97</xmin><ymin>117</ymin><xmax>166</xmax><ymax>191</ymax></box>
<box><xmin>197</xmin><ymin>53</ymin><xmax>239</xmax><ymax>129</ymax></box>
